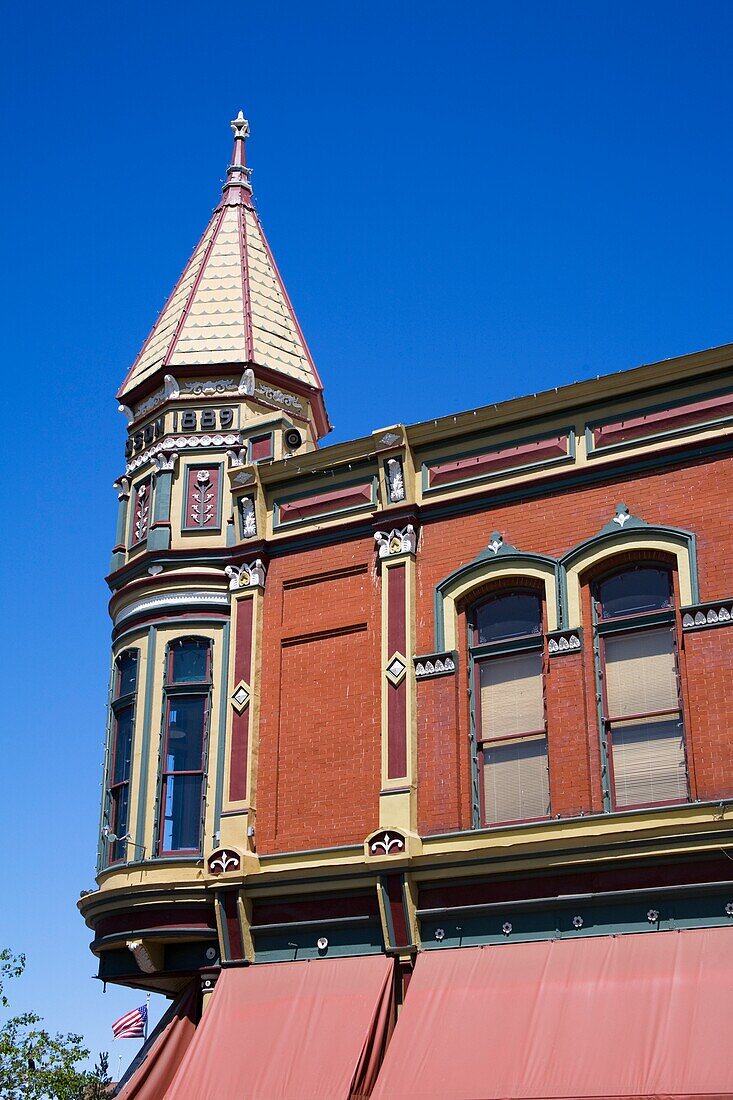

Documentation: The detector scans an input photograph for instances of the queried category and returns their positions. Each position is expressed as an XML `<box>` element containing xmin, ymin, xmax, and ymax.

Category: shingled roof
<box><xmin>118</xmin><ymin>113</ymin><xmax>327</xmax><ymax>433</ymax></box>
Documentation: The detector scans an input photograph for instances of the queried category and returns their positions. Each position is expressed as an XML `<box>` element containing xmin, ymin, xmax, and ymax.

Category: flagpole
<box><xmin>145</xmin><ymin>992</ymin><xmax>150</xmax><ymax>1040</ymax></box>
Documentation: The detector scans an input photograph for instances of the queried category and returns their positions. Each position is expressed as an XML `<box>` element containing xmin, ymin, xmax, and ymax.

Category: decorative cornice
<box><xmin>414</xmin><ymin>651</ymin><xmax>457</xmax><ymax>679</ymax></box>
<box><xmin>682</xmin><ymin>600</ymin><xmax>733</xmax><ymax>631</ymax></box>
<box><xmin>547</xmin><ymin>629</ymin><xmax>582</xmax><ymax>656</ymax></box>
<box><xmin>126</xmin><ymin>432</ymin><xmax>244</xmax><ymax>475</ymax></box>
<box><xmin>114</xmin><ymin>589</ymin><xmax>229</xmax><ymax>626</ymax></box>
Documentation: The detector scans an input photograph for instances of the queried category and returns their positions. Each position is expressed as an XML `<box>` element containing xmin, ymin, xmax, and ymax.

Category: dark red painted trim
<box><xmin>162</xmin><ymin>207</ymin><xmax>227</xmax><ymax>369</ymax></box>
<box><xmin>96</xmin><ymin>906</ymin><xmax>217</xmax><ymax>937</ymax></box>
<box><xmin>387</xmin><ymin>564</ymin><xmax>407</xmax><ymax>780</ymax></box>
<box><xmin>594</xmin><ymin>391</ymin><xmax>733</xmax><ymax>449</ymax></box>
<box><xmin>223</xmin><ymin>890</ymin><xmax>244</xmax><ymax>960</ymax></box>
<box><xmin>229</xmin><ymin>598</ymin><xmax>254</xmax><ymax>802</ymax></box>
<box><xmin>428</xmin><ymin>435</ymin><xmax>569</xmax><ymax>488</ymax></box>
<box><xmin>278</xmin><ymin>482</ymin><xmax>373</xmax><ymax>523</ymax></box>
<box><xmin>384</xmin><ymin>874</ymin><xmax>410</xmax><ymax>947</ymax></box>
<box><xmin>252</xmin><ymin>892</ymin><xmax>380</xmax><ymax>926</ymax></box>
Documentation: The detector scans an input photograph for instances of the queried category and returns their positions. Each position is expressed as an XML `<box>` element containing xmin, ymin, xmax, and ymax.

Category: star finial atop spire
<box><xmin>222</xmin><ymin>110</ymin><xmax>253</xmax><ymax>202</ymax></box>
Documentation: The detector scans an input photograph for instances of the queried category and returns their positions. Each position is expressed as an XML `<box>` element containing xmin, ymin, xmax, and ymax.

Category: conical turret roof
<box><xmin>118</xmin><ymin>113</ymin><xmax>329</xmax><ymax>436</ymax></box>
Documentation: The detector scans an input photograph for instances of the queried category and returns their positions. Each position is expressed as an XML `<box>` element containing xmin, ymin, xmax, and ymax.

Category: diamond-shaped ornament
<box><xmin>231</xmin><ymin>681</ymin><xmax>251</xmax><ymax>713</ymax></box>
<box><xmin>385</xmin><ymin>653</ymin><xmax>407</xmax><ymax>686</ymax></box>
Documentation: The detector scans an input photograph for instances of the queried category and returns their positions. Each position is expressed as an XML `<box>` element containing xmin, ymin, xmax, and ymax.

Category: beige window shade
<box><xmin>611</xmin><ymin>717</ymin><xmax>687</xmax><ymax>807</ymax></box>
<box><xmin>483</xmin><ymin>737</ymin><xmax>550</xmax><ymax>823</ymax></box>
<box><xmin>479</xmin><ymin>652</ymin><xmax>544</xmax><ymax>739</ymax></box>
<box><xmin>604</xmin><ymin>628</ymin><xmax>679</xmax><ymax>718</ymax></box>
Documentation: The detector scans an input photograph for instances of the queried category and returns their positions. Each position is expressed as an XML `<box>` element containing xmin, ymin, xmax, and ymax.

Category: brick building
<box><xmin>80</xmin><ymin>114</ymin><xmax>733</xmax><ymax>1099</ymax></box>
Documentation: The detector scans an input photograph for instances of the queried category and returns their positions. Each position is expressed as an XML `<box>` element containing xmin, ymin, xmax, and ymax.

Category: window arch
<box><xmin>469</xmin><ymin>588</ymin><xmax>551</xmax><ymax>826</ymax></box>
<box><xmin>157</xmin><ymin>637</ymin><xmax>212</xmax><ymax>855</ymax></box>
<box><xmin>106</xmin><ymin>649</ymin><xmax>139</xmax><ymax>864</ymax></box>
<box><xmin>592</xmin><ymin>563</ymin><xmax>688</xmax><ymax>809</ymax></box>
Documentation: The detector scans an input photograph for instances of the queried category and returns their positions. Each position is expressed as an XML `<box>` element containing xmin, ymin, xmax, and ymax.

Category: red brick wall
<box><xmin>256</xmin><ymin>542</ymin><xmax>381</xmax><ymax>853</ymax></box>
<box><xmin>416</xmin><ymin>454</ymin><xmax>733</xmax><ymax>832</ymax></box>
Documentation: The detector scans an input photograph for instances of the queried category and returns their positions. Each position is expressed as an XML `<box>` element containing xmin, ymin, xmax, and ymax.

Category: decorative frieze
<box><xmin>225</xmin><ymin>560</ymin><xmax>267</xmax><ymax>590</ymax></box>
<box><xmin>386</xmin><ymin>458</ymin><xmax>406</xmax><ymax>503</ymax></box>
<box><xmin>547</xmin><ymin>629</ymin><xmax>582</xmax><ymax>656</ymax></box>
<box><xmin>207</xmin><ymin>849</ymin><xmax>241</xmax><ymax>875</ymax></box>
<box><xmin>589</xmin><ymin>390</ymin><xmax>733</xmax><ymax>453</ymax></box>
<box><xmin>369</xmin><ymin>830</ymin><xmax>406</xmax><ymax>857</ymax></box>
<box><xmin>114</xmin><ymin>590</ymin><xmax>230</xmax><ymax>626</ymax></box>
<box><xmin>126</xmin><ymin>432</ymin><xmax>244</xmax><ymax>475</ymax></box>
<box><xmin>254</xmin><ymin>381</ymin><xmax>304</xmax><ymax>412</ymax></box>
<box><xmin>239</xmin><ymin>497</ymin><xmax>257</xmax><ymax>539</ymax></box>
<box><xmin>682</xmin><ymin>600</ymin><xmax>733</xmax><ymax>631</ymax></box>
<box><xmin>374</xmin><ymin>525</ymin><xmax>417</xmax><ymax>559</ymax></box>
<box><xmin>184</xmin><ymin>466</ymin><xmax>221</xmax><ymax>530</ymax></box>
<box><xmin>414</xmin><ymin>651</ymin><xmax>457</xmax><ymax>679</ymax></box>
<box><xmin>424</xmin><ymin>431</ymin><xmax>573</xmax><ymax>491</ymax></box>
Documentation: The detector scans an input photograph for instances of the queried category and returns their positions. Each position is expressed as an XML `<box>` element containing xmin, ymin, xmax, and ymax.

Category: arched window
<box><xmin>157</xmin><ymin>638</ymin><xmax>212</xmax><ymax>855</ymax></box>
<box><xmin>593</xmin><ymin>565</ymin><xmax>688</xmax><ymax>809</ymax></box>
<box><xmin>469</xmin><ymin>591</ymin><xmax>550</xmax><ymax>825</ymax></box>
<box><xmin>107</xmin><ymin>649</ymin><xmax>139</xmax><ymax>864</ymax></box>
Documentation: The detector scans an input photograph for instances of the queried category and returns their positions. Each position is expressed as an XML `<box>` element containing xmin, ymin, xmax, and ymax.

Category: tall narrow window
<box><xmin>158</xmin><ymin>638</ymin><xmax>211</xmax><ymax>854</ymax></box>
<box><xmin>470</xmin><ymin>592</ymin><xmax>550</xmax><ymax>825</ymax></box>
<box><xmin>107</xmin><ymin>650</ymin><xmax>139</xmax><ymax>863</ymax></box>
<box><xmin>594</xmin><ymin>566</ymin><xmax>688</xmax><ymax>809</ymax></box>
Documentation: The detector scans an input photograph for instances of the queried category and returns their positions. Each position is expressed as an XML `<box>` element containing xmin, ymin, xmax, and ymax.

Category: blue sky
<box><xmin>2</xmin><ymin>0</ymin><xmax>733</xmax><ymax>1073</ymax></box>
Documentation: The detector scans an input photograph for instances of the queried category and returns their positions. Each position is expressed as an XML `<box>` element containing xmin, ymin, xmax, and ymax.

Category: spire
<box><xmin>117</xmin><ymin>114</ymin><xmax>330</xmax><ymax>439</ymax></box>
<box><xmin>221</xmin><ymin>111</ymin><xmax>253</xmax><ymax>203</ymax></box>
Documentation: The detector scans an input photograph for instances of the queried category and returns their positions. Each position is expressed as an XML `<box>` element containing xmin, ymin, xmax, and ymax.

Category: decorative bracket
<box><xmin>682</xmin><ymin>600</ymin><xmax>733</xmax><ymax>631</ymax></box>
<box><xmin>225</xmin><ymin>559</ymin><xmax>267</xmax><ymax>590</ymax></box>
<box><xmin>547</xmin><ymin>629</ymin><xmax>582</xmax><ymax>655</ymax></box>
<box><xmin>375</xmin><ymin>525</ymin><xmax>417</xmax><ymax>559</ymax></box>
<box><xmin>414</xmin><ymin>651</ymin><xmax>457</xmax><ymax>679</ymax></box>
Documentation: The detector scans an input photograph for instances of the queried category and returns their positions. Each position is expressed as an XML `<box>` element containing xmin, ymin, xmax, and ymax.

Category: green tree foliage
<box><xmin>0</xmin><ymin>949</ymin><xmax>109</xmax><ymax>1099</ymax></box>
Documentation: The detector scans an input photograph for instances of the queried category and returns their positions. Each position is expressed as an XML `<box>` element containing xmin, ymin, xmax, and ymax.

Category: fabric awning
<box><xmin>371</xmin><ymin>927</ymin><xmax>733</xmax><ymax>1099</ymax></box>
<box><xmin>115</xmin><ymin>982</ymin><xmax>199</xmax><ymax>1099</ymax></box>
<box><xmin>162</xmin><ymin>954</ymin><xmax>395</xmax><ymax>1099</ymax></box>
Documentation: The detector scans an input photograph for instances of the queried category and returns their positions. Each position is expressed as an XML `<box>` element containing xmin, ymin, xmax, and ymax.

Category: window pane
<box><xmin>598</xmin><ymin>568</ymin><xmax>671</xmax><ymax>619</ymax></box>
<box><xmin>165</xmin><ymin>696</ymin><xmax>206</xmax><ymax>769</ymax></box>
<box><xmin>109</xmin><ymin>785</ymin><xmax>129</xmax><ymax>862</ymax></box>
<box><xmin>117</xmin><ymin>651</ymin><xmax>138</xmax><ymax>697</ymax></box>
<box><xmin>112</xmin><ymin>705</ymin><xmax>134</xmax><ymax>784</ymax></box>
<box><xmin>483</xmin><ymin>737</ymin><xmax>550</xmax><ymax>823</ymax></box>
<box><xmin>479</xmin><ymin>652</ymin><xmax>544</xmax><ymax>738</ymax></box>
<box><xmin>611</xmin><ymin>717</ymin><xmax>687</xmax><ymax>807</ymax></box>
<box><xmin>604</xmin><ymin>628</ymin><xmax>678</xmax><ymax>718</ymax></box>
<box><xmin>171</xmin><ymin>641</ymin><xmax>209</xmax><ymax>683</ymax></box>
<box><xmin>161</xmin><ymin>774</ymin><xmax>203</xmax><ymax>851</ymax></box>
<box><xmin>475</xmin><ymin>594</ymin><xmax>542</xmax><ymax>643</ymax></box>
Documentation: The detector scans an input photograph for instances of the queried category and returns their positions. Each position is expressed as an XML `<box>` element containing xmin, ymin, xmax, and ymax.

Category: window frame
<box><xmin>106</xmin><ymin>649</ymin><xmax>139</xmax><ymax>865</ymax></box>
<box><xmin>592</xmin><ymin>563</ymin><xmax>689</xmax><ymax>812</ymax></box>
<box><xmin>156</xmin><ymin>637</ymin><xmax>212</xmax><ymax>857</ymax></box>
<box><xmin>468</xmin><ymin>588</ymin><xmax>551</xmax><ymax>828</ymax></box>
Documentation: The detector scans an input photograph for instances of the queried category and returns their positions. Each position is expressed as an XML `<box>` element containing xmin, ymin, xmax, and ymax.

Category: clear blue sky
<box><xmin>2</xmin><ymin>0</ymin><xmax>732</xmax><ymax>1074</ymax></box>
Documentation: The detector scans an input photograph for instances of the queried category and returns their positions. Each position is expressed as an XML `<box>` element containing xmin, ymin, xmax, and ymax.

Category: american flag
<box><xmin>112</xmin><ymin>1003</ymin><xmax>148</xmax><ymax>1040</ymax></box>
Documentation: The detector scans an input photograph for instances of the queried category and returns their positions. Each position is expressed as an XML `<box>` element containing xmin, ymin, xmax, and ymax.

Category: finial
<box><xmin>230</xmin><ymin>110</ymin><xmax>250</xmax><ymax>140</ymax></box>
<box><xmin>221</xmin><ymin>111</ymin><xmax>253</xmax><ymax>203</ymax></box>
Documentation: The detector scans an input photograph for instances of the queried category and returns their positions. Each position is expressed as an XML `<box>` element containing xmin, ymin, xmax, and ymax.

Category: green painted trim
<box><xmin>272</xmin><ymin>475</ymin><xmax>378</xmax><ymax>530</ymax></box>
<box><xmin>213</xmin><ymin>621</ymin><xmax>231</xmax><ymax>842</ymax></box>
<box><xmin>180</xmin><ymin>462</ymin><xmax>224</xmax><ymax>534</ymax></box>
<box><xmin>377</xmin><ymin>877</ymin><xmax>396</xmax><ymax>949</ymax></box>
<box><xmin>591</xmin><ymin>597</ymin><xmax>612</xmax><ymax>811</ymax></box>
<box><xmin>96</xmin><ymin>661</ymin><xmax>118</xmax><ymax>873</ymax></box>
<box><xmin>421</xmin><ymin>427</ymin><xmax>576</xmax><ymax>495</ymax></box>
<box><xmin>152</xmin><ymin>470</ymin><xmax>173</xmax><ymax>523</ymax></box>
<box><xmin>433</xmin><ymin>552</ymin><xmax>562</xmax><ymax>651</ymax></box>
<box><xmin>586</xmin><ymin>381</ymin><xmax>733</xmax><ymax>457</ymax></box>
<box><xmin>147</xmin><ymin>526</ymin><xmax>171</xmax><ymax>551</ymax></box>
<box><xmin>114</xmin><ymin>495</ymin><xmax>129</xmax><ymax>550</ymax></box>
<box><xmin>560</xmin><ymin>524</ymin><xmax>699</xmax><ymax>604</ymax></box>
<box><xmin>135</xmin><ymin>626</ymin><xmax>157</xmax><ymax>853</ymax></box>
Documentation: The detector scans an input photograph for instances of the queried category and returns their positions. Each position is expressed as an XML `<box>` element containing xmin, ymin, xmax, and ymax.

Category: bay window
<box><xmin>594</xmin><ymin>565</ymin><xmax>688</xmax><ymax>809</ymax></box>
<box><xmin>470</xmin><ymin>592</ymin><xmax>550</xmax><ymax>825</ymax></box>
<box><xmin>107</xmin><ymin>649</ymin><xmax>138</xmax><ymax>863</ymax></box>
<box><xmin>157</xmin><ymin>638</ymin><xmax>211</xmax><ymax>855</ymax></box>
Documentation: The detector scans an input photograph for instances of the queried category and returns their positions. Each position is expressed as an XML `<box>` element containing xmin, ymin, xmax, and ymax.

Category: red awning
<box><xmin>162</xmin><ymin>954</ymin><xmax>395</xmax><ymax>1100</ymax></box>
<box><xmin>371</xmin><ymin>927</ymin><xmax>733</xmax><ymax>1100</ymax></box>
<box><xmin>115</xmin><ymin>982</ymin><xmax>199</xmax><ymax>1100</ymax></box>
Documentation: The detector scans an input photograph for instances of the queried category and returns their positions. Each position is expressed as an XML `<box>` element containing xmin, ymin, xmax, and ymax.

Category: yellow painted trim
<box><xmin>565</xmin><ymin>530</ymin><xmax>694</xmax><ymax>628</ymax></box>
<box><xmin>441</xmin><ymin>559</ymin><xmax>559</xmax><ymax>649</ymax></box>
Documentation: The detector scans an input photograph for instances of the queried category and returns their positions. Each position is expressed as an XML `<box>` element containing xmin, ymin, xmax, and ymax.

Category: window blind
<box><xmin>604</xmin><ymin>628</ymin><xmax>678</xmax><ymax>718</ymax></box>
<box><xmin>483</xmin><ymin>737</ymin><xmax>550</xmax><ymax>824</ymax></box>
<box><xmin>479</xmin><ymin>652</ymin><xmax>544</xmax><ymax>739</ymax></box>
<box><xmin>611</xmin><ymin>718</ymin><xmax>687</xmax><ymax>806</ymax></box>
